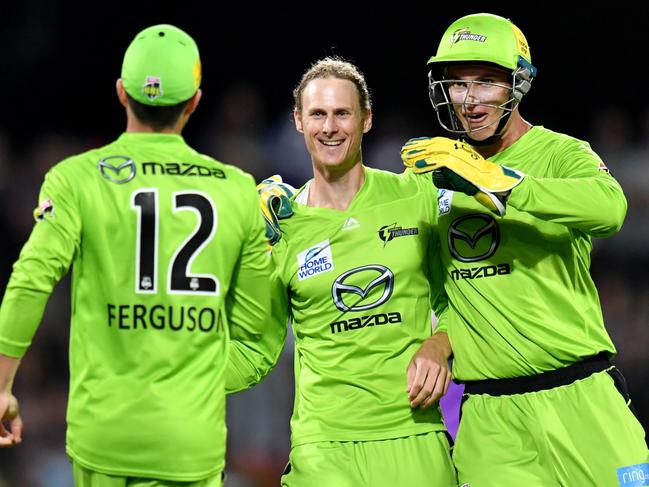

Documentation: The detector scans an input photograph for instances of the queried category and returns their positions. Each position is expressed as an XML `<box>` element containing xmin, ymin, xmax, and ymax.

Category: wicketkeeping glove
<box><xmin>401</xmin><ymin>137</ymin><xmax>525</xmax><ymax>216</ymax></box>
<box><xmin>257</xmin><ymin>175</ymin><xmax>296</xmax><ymax>245</ymax></box>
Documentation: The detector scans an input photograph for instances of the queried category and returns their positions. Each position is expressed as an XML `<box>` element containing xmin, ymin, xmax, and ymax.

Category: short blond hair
<box><xmin>293</xmin><ymin>56</ymin><xmax>372</xmax><ymax>113</ymax></box>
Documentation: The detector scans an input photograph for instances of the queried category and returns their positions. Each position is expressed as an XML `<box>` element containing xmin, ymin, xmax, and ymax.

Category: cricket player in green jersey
<box><xmin>400</xmin><ymin>13</ymin><xmax>649</xmax><ymax>486</ymax></box>
<box><xmin>228</xmin><ymin>57</ymin><xmax>458</xmax><ymax>486</ymax></box>
<box><xmin>0</xmin><ymin>25</ymin><xmax>271</xmax><ymax>486</ymax></box>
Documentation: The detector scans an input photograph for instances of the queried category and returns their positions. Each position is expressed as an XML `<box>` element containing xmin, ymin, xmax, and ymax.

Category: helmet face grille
<box><xmin>428</xmin><ymin>70</ymin><xmax>523</xmax><ymax>136</ymax></box>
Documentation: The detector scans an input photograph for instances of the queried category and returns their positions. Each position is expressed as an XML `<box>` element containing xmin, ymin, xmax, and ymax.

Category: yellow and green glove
<box><xmin>401</xmin><ymin>137</ymin><xmax>524</xmax><ymax>216</ymax></box>
<box><xmin>257</xmin><ymin>175</ymin><xmax>296</xmax><ymax>245</ymax></box>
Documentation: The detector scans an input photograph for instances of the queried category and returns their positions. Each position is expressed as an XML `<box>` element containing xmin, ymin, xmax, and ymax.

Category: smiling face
<box><xmin>294</xmin><ymin>77</ymin><xmax>372</xmax><ymax>172</ymax></box>
<box><xmin>445</xmin><ymin>64</ymin><xmax>513</xmax><ymax>141</ymax></box>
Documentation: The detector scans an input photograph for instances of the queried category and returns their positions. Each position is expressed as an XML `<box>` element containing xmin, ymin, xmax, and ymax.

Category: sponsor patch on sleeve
<box><xmin>33</xmin><ymin>198</ymin><xmax>54</xmax><ymax>221</ymax></box>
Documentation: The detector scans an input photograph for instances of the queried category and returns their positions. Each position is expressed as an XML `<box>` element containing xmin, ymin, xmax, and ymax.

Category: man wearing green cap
<box><xmin>400</xmin><ymin>12</ymin><xmax>649</xmax><ymax>486</ymax></box>
<box><xmin>0</xmin><ymin>24</ymin><xmax>272</xmax><ymax>486</ymax></box>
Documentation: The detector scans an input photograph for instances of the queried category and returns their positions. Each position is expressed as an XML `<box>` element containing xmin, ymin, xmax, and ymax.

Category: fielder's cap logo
<box><xmin>98</xmin><ymin>155</ymin><xmax>136</xmax><ymax>184</ymax></box>
<box><xmin>143</xmin><ymin>76</ymin><xmax>163</xmax><ymax>101</ymax></box>
<box><xmin>331</xmin><ymin>264</ymin><xmax>394</xmax><ymax>312</ymax></box>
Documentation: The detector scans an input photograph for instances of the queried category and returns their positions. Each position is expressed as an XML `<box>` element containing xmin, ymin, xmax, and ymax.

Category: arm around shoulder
<box><xmin>225</xmin><ymin>180</ymin><xmax>289</xmax><ymax>393</ymax></box>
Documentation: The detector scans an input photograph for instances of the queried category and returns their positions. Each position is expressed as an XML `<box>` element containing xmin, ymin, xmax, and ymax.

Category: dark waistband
<box><xmin>462</xmin><ymin>353</ymin><xmax>612</xmax><ymax>396</ymax></box>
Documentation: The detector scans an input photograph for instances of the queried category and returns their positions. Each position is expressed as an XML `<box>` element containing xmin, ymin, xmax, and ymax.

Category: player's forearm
<box><xmin>0</xmin><ymin>286</ymin><xmax>50</xmax><ymax>358</ymax></box>
<box><xmin>0</xmin><ymin>355</ymin><xmax>20</xmax><ymax>393</ymax></box>
<box><xmin>225</xmin><ymin>332</ymin><xmax>286</xmax><ymax>394</ymax></box>
<box><xmin>508</xmin><ymin>176</ymin><xmax>627</xmax><ymax>237</ymax></box>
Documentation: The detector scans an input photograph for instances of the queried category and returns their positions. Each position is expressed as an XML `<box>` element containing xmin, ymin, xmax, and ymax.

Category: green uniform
<box><xmin>433</xmin><ymin>126</ymin><xmax>648</xmax><ymax>485</ymax></box>
<box><xmin>228</xmin><ymin>167</ymin><xmax>456</xmax><ymax>486</ymax></box>
<box><xmin>0</xmin><ymin>132</ymin><xmax>270</xmax><ymax>481</ymax></box>
<box><xmin>436</xmin><ymin>126</ymin><xmax>625</xmax><ymax>379</ymax></box>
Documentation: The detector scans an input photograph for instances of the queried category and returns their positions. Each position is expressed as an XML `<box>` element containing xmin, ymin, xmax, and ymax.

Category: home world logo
<box><xmin>297</xmin><ymin>240</ymin><xmax>334</xmax><ymax>281</ymax></box>
<box><xmin>617</xmin><ymin>463</ymin><xmax>649</xmax><ymax>487</ymax></box>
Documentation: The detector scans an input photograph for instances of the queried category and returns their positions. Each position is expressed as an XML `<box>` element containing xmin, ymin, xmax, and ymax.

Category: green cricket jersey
<box><xmin>229</xmin><ymin>167</ymin><xmax>447</xmax><ymax>447</ymax></box>
<box><xmin>433</xmin><ymin>126</ymin><xmax>626</xmax><ymax>381</ymax></box>
<box><xmin>0</xmin><ymin>132</ymin><xmax>270</xmax><ymax>480</ymax></box>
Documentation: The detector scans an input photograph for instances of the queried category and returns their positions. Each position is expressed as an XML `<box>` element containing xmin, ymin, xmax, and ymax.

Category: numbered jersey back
<box><xmin>60</xmin><ymin>133</ymin><xmax>255</xmax><ymax>329</ymax></box>
<box><xmin>35</xmin><ymin>132</ymin><xmax>266</xmax><ymax>476</ymax></box>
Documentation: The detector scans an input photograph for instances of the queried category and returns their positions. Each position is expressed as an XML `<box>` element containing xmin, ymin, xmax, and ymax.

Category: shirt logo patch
<box><xmin>33</xmin><ymin>198</ymin><xmax>54</xmax><ymax>222</ymax></box>
<box><xmin>438</xmin><ymin>188</ymin><xmax>453</xmax><ymax>215</ymax></box>
<box><xmin>617</xmin><ymin>463</ymin><xmax>649</xmax><ymax>486</ymax></box>
<box><xmin>598</xmin><ymin>161</ymin><xmax>610</xmax><ymax>174</ymax></box>
<box><xmin>342</xmin><ymin>217</ymin><xmax>360</xmax><ymax>231</ymax></box>
<box><xmin>378</xmin><ymin>223</ymin><xmax>419</xmax><ymax>247</ymax></box>
<box><xmin>98</xmin><ymin>155</ymin><xmax>136</xmax><ymax>184</ymax></box>
<box><xmin>297</xmin><ymin>240</ymin><xmax>334</xmax><ymax>281</ymax></box>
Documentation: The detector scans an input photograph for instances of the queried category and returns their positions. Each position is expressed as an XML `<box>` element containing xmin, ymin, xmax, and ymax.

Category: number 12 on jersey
<box><xmin>131</xmin><ymin>189</ymin><xmax>220</xmax><ymax>296</ymax></box>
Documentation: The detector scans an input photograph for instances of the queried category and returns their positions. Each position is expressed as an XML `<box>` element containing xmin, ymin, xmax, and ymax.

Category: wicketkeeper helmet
<box><xmin>427</xmin><ymin>13</ymin><xmax>537</xmax><ymax>143</ymax></box>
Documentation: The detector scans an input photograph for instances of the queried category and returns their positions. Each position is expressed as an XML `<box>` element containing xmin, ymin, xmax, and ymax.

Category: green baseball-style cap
<box><xmin>121</xmin><ymin>24</ymin><xmax>201</xmax><ymax>106</ymax></box>
<box><xmin>429</xmin><ymin>13</ymin><xmax>532</xmax><ymax>72</ymax></box>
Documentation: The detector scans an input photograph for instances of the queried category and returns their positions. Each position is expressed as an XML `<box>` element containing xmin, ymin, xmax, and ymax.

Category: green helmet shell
<box><xmin>429</xmin><ymin>13</ymin><xmax>532</xmax><ymax>71</ymax></box>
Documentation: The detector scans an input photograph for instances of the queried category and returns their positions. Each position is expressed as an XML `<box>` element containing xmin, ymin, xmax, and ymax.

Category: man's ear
<box><xmin>294</xmin><ymin>110</ymin><xmax>304</xmax><ymax>133</ymax></box>
<box><xmin>363</xmin><ymin>108</ymin><xmax>372</xmax><ymax>134</ymax></box>
<box><xmin>185</xmin><ymin>89</ymin><xmax>202</xmax><ymax>115</ymax></box>
<box><xmin>116</xmin><ymin>79</ymin><xmax>129</xmax><ymax>108</ymax></box>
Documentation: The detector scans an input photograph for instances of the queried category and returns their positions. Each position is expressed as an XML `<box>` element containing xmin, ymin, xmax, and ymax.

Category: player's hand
<box><xmin>407</xmin><ymin>334</ymin><xmax>452</xmax><ymax>409</ymax></box>
<box><xmin>257</xmin><ymin>175</ymin><xmax>296</xmax><ymax>245</ymax></box>
<box><xmin>431</xmin><ymin>166</ymin><xmax>511</xmax><ymax>216</ymax></box>
<box><xmin>0</xmin><ymin>392</ymin><xmax>23</xmax><ymax>447</ymax></box>
<box><xmin>401</xmin><ymin>136</ymin><xmax>525</xmax><ymax>216</ymax></box>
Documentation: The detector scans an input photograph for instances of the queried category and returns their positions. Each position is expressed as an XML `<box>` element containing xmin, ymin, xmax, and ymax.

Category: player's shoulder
<box><xmin>530</xmin><ymin>127</ymin><xmax>602</xmax><ymax>167</ymax></box>
<box><xmin>529</xmin><ymin>126</ymin><xmax>594</xmax><ymax>151</ymax></box>
<box><xmin>46</xmin><ymin>134</ymin><xmax>143</xmax><ymax>170</ymax></box>
<box><xmin>191</xmin><ymin>150</ymin><xmax>257</xmax><ymax>187</ymax></box>
<box><xmin>365</xmin><ymin>166</ymin><xmax>434</xmax><ymax>198</ymax></box>
<box><xmin>44</xmin><ymin>141</ymin><xmax>115</xmax><ymax>179</ymax></box>
<box><xmin>45</xmin><ymin>139</ymin><xmax>255</xmax><ymax>195</ymax></box>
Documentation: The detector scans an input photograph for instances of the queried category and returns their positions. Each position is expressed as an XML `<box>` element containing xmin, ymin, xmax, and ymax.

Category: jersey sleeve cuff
<box><xmin>0</xmin><ymin>337</ymin><xmax>30</xmax><ymax>359</ymax></box>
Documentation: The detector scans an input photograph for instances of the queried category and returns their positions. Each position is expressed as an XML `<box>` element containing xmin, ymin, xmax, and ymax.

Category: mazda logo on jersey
<box><xmin>448</xmin><ymin>213</ymin><xmax>500</xmax><ymax>262</ymax></box>
<box><xmin>98</xmin><ymin>156</ymin><xmax>136</xmax><ymax>184</ymax></box>
<box><xmin>331</xmin><ymin>265</ymin><xmax>394</xmax><ymax>312</ymax></box>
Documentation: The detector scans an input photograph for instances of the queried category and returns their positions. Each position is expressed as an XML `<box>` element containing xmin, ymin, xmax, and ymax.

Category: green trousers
<box><xmin>454</xmin><ymin>370</ymin><xmax>649</xmax><ymax>486</ymax></box>
<box><xmin>281</xmin><ymin>430</ymin><xmax>457</xmax><ymax>487</ymax></box>
<box><xmin>72</xmin><ymin>462</ymin><xmax>222</xmax><ymax>487</ymax></box>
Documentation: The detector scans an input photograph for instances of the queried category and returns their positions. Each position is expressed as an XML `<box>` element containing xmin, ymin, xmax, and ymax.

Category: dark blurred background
<box><xmin>1</xmin><ymin>2</ymin><xmax>648</xmax><ymax>486</ymax></box>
